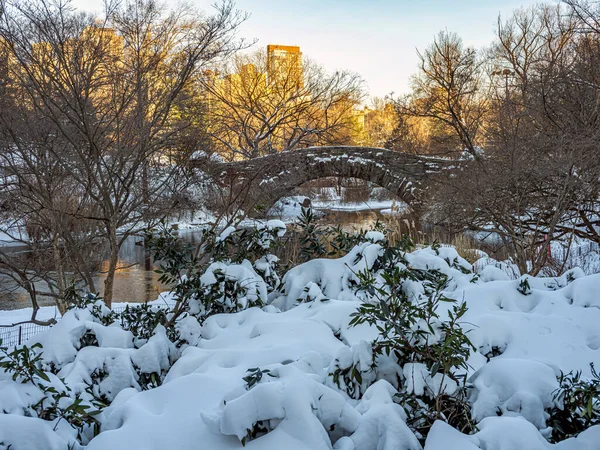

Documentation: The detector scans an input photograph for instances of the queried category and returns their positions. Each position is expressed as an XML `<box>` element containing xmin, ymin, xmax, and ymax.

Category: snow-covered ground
<box><xmin>1</xmin><ymin>226</ymin><xmax>600</xmax><ymax>449</ymax></box>
<box><xmin>0</xmin><ymin>296</ymin><xmax>175</xmax><ymax>327</ymax></box>
<box><xmin>0</xmin><ymin>305</ymin><xmax>61</xmax><ymax>325</ymax></box>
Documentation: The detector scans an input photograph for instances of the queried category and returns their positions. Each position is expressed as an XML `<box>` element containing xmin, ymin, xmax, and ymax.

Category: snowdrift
<box><xmin>1</xmin><ymin>236</ymin><xmax>600</xmax><ymax>450</ymax></box>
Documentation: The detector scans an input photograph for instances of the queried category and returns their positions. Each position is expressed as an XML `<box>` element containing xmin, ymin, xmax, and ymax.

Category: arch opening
<box><xmin>264</xmin><ymin>175</ymin><xmax>412</xmax><ymax>221</ymax></box>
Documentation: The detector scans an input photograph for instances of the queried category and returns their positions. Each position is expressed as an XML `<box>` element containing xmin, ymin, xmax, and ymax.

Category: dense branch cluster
<box><xmin>391</xmin><ymin>2</ymin><xmax>600</xmax><ymax>274</ymax></box>
<box><xmin>0</xmin><ymin>0</ymin><xmax>245</xmax><ymax>310</ymax></box>
<box><xmin>202</xmin><ymin>50</ymin><xmax>366</xmax><ymax>159</ymax></box>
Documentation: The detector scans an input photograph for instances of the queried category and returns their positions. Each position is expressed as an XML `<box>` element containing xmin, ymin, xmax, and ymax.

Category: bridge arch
<box><xmin>193</xmin><ymin>146</ymin><xmax>449</xmax><ymax>217</ymax></box>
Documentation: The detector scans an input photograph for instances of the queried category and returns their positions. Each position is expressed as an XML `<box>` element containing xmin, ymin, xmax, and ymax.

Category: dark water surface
<box><xmin>0</xmin><ymin>229</ymin><xmax>209</xmax><ymax>311</ymax></box>
<box><xmin>0</xmin><ymin>209</ymin><xmax>384</xmax><ymax>311</ymax></box>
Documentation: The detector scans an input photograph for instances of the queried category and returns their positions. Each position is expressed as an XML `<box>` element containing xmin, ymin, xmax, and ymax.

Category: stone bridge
<box><xmin>192</xmin><ymin>146</ymin><xmax>451</xmax><ymax>216</ymax></box>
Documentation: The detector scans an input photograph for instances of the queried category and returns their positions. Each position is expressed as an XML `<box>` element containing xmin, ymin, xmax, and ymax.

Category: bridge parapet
<box><xmin>191</xmin><ymin>146</ymin><xmax>453</xmax><ymax>216</ymax></box>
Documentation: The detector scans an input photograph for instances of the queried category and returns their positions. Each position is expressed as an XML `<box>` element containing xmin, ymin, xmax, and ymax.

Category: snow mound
<box><xmin>2</xmin><ymin>241</ymin><xmax>600</xmax><ymax>449</ymax></box>
<box><xmin>469</xmin><ymin>358</ymin><xmax>559</xmax><ymax>433</ymax></box>
<box><xmin>0</xmin><ymin>415</ymin><xmax>80</xmax><ymax>450</ymax></box>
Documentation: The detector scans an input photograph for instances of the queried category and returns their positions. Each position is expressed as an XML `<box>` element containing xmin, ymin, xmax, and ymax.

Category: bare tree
<box><xmin>0</xmin><ymin>0</ymin><xmax>246</xmax><ymax>308</ymax></box>
<box><xmin>0</xmin><ymin>50</ymin><xmax>104</xmax><ymax>314</ymax></box>
<box><xmin>490</xmin><ymin>4</ymin><xmax>600</xmax><ymax>246</ymax></box>
<box><xmin>393</xmin><ymin>31</ymin><xmax>487</xmax><ymax>157</ymax></box>
<box><xmin>202</xmin><ymin>50</ymin><xmax>365</xmax><ymax>159</ymax></box>
<box><xmin>564</xmin><ymin>0</ymin><xmax>600</xmax><ymax>32</ymax></box>
<box><xmin>428</xmin><ymin>133</ymin><xmax>589</xmax><ymax>275</ymax></box>
<box><xmin>426</xmin><ymin>4</ymin><xmax>600</xmax><ymax>274</ymax></box>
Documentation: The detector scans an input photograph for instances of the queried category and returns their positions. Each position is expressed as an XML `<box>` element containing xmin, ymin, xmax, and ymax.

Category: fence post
<box><xmin>18</xmin><ymin>326</ymin><xmax>22</xmax><ymax>346</ymax></box>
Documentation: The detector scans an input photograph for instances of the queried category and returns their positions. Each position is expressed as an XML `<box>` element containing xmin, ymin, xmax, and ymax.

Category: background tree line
<box><xmin>389</xmin><ymin>1</ymin><xmax>600</xmax><ymax>275</ymax></box>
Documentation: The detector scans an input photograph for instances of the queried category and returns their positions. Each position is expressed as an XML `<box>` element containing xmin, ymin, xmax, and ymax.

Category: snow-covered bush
<box><xmin>193</xmin><ymin>260</ymin><xmax>267</xmax><ymax>316</ymax></box>
<box><xmin>0</xmin><ymin>341</ymin><xmax>103</xmax><ymax>443</ymax></box>
<box><xmin>548</xmin><ymin>363</ymin><xmax>600</xmax><ymax>442</ymax></box>
<box><xmin>208</xmin><ymin>220</ymin><xmax>286</xmax><ymax>267</ymax></box>
<box><xmin>329</xmin><ymin>242</ymin><xmax>475</xmax><ymax>442</ymax></box>
<box><xmin>67</xmin><ymin>291</ymin><xmax>174</xmax><ymax>347</ymax></box>
<box><xmin>2</xmin><ymin>216</ymin><xmax>600</xmax><ymax>449</ymax></box>
<box><xmin>203</xmin><ymin>365</ymin><xmax>363</xmax><ymax>448</ymax></box>
<box><xmin>117</xmin><ymin>304</ymin><xmax>171</xmax><ymax>344</ymax></box>
<box><xmin>145</xmin><ymin>220</ymin><xmax>285</xmax><ymax>323</ymax></box>
<box><xmin>0</xmin><ymin>298</ymin><xmax>180</xmax><ymax>446</ymax></box>
<box><xmin>328</xmin><ymin>340</ymin><xmax>377</xmax><ymax>399</ymax></box>
<box><xmin>467</xmin><ymin>358</ymin><xmax>559</xmax><ymax>436</ymax></box>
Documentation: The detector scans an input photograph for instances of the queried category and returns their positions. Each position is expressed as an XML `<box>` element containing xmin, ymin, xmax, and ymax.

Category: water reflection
<box><xmin>0</xmin><ymin>229</ymin><xmax>206</xmax><ymax>311</ymax></box>
<box><xmin>0</xmin><ymin>212</ymin><xmax>388</xmax><ymax>311</ymax></box>
<box><xmin>317</xmin><ymin>209</ymin><xmax>383</xmax><ymax>231</ymax></box>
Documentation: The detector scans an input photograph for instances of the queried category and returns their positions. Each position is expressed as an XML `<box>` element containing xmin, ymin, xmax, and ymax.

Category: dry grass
<box><xmin>275</xmin><ymin>208</ymin><xmax>488</xmax><ymax>269</ymax></box>
<box><xmin>444</xmin><ymin>234</ymin><xmax>482</xmax><ymax>264</ymax></box>
<box><xmin>381</xmin><ymin>213</ymin><xmax>482</xmax><ymax>264</ymax></box>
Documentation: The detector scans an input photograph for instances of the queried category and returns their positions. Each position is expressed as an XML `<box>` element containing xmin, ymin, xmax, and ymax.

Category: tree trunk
<box><xmin>51</xmin><ymin>233</ymin><xmax>69</xmax><ymax>315</ymax></box>
<box><xmin>103</xmin><ymin>225</ymin><xmax>119</xmax><ymax>308</ymax></box>
<box><xmin>142</xmin><ymin>162</ymin><xmax>149</xmax><ymax>204</ymax></box>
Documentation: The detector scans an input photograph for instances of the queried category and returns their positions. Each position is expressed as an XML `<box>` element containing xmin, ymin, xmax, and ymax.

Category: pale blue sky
<box><xmin>73</xmin><ymin>0</ymin><xmax>543</xmax><ymax>98</ymax></box>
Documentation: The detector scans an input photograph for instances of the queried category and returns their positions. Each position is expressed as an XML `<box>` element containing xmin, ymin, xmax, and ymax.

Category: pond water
<box><xmin>0</xmin><ymin>208</ymin><xmax>388</xmax><ymax>311</ymax></box>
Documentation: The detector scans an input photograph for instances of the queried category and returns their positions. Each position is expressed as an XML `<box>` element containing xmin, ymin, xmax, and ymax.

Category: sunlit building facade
<box><xmin>266</xmin><ymin>44</ymin><xmax>303</xmax><ymax>89</ymax></box>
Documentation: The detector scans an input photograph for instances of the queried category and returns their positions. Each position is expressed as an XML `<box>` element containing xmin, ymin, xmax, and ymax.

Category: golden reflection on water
<box><xmin>0</xmin><ymin>210</ymin><xmax>391</xmax><ymax>311</ymax></box>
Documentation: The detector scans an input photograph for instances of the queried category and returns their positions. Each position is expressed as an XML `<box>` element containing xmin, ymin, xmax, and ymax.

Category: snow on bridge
<box><xmin>191</xmin><ymin>146</ymin><xmax>452</xmax><ymax>216</ymax></box>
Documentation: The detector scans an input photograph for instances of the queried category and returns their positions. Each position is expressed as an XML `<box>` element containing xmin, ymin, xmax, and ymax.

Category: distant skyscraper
<box><xmin>266</xmin><ymin>44</ymin><xmax>303</xmax><ymax>89</ymax></box>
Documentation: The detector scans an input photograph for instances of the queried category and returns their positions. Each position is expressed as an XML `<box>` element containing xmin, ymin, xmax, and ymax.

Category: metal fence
<box><xmin>0</xmin><ymin>321</ymin><xmax>52</xmax><ymax>347</ymax></box>
<box><xmin>0</xmin><ymin>304</ymin><xmax>157</xmax><ymax>348</ymax></box>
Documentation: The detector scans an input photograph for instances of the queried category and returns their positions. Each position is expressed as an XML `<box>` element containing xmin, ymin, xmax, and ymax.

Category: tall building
<box><xmin>266</xmin><ymin>44</ymin><xmax>303</xmax><ymax>89</ymax></box>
